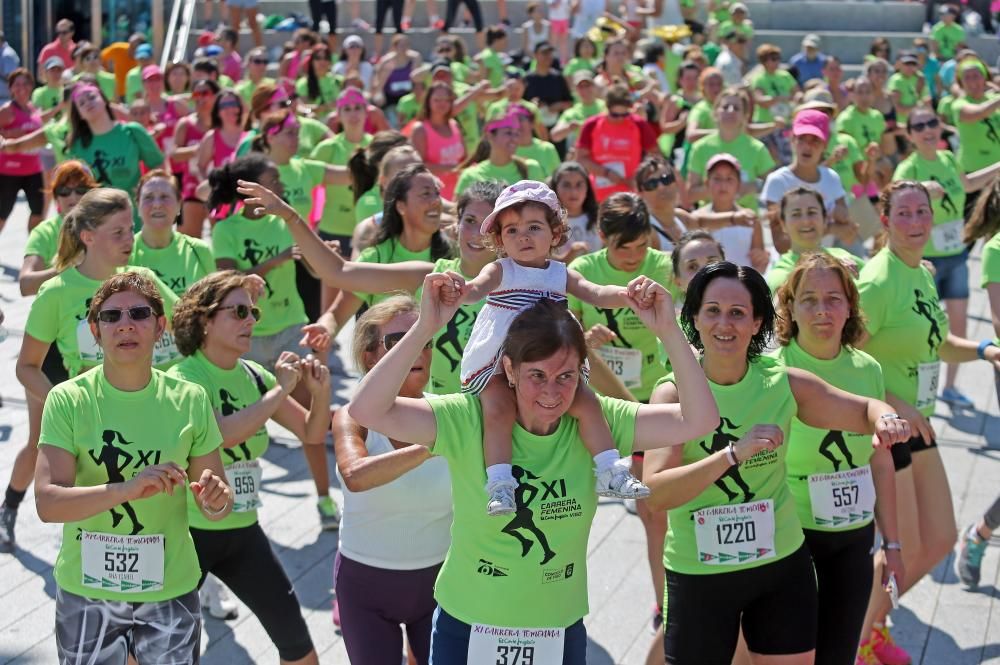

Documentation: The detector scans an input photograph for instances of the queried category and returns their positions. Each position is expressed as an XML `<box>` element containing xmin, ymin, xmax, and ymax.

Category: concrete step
<box><xmin>741</xmin><ymin>1</ymin><xmax>925</xmax><ymax>33</ymax></box>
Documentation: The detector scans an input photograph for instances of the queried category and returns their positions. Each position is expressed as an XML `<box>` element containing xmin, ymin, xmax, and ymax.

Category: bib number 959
<box><xmin>496</xmin><ymin>646</ymin><xmax>535</xmax><ymax>665</ymax></box>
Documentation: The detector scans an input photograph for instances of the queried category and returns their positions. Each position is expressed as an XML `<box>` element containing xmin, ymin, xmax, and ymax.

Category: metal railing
<box><xmin>161</xmin><ymin>0</ymin><xmax>198</xmax><ymax>68</ymax></box>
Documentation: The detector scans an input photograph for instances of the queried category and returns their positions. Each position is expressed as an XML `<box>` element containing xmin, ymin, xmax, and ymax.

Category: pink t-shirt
<box><xmin>221</xmin><ymin>51</ymin><xmax>243</xmax><ymax>83</ymax></box>
<box><xmin>0</xmin><ymin>102</ymin><xmax>42</xmax><ymax>175</ymax></box>
<box><xmin>37</xmin><ymin>40</ymin><xmax>75</xmax><ymax>70</ymax></box>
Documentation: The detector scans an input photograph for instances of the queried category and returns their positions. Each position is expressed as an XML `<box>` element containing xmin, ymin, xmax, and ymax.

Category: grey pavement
<box><xmin>0</xmin><ymin>197</ymin><xmax>999</xmax><ymax>664</ymax></box>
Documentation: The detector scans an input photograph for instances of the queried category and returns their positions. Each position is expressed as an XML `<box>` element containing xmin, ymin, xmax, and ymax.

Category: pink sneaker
<box><xmin>401</xmin><ymin>17</ymin><xmax>412</xmax><ymax>30</ymax></box>
<box><xmin>870</xmin><ymin>625</ymin><xmax>911</xmax><ymax>665</ymax></box>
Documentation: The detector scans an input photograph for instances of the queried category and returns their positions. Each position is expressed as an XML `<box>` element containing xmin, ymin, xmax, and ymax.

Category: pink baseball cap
<box><xmin>480</xmin><ymin>180</ymin><xmax>564</xmax><ymax>235</ymax></box>
<box><xmin>141</xmin><ymin>65</ymin><xmax>163</xmax><ymax>81</ymax></box>
<box><xmin>792</xmin><ymin>109</ymin><xmax>830</xmax><ymax>141</ymax></box>
<box><xmin>706</xmin><ymin>152</ymin><xmax>742</xmax><ymax>173</ymax></box>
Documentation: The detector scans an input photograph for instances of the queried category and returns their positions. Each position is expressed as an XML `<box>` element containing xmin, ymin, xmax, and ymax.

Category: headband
<box><xmin>337</xmin><ymin>87</ymin><xmax>367</xmax><ymax>109</ymax></box>
<box><xmin>71</xmin><ymin>84</ymin><xmax>100</xmax><ymax>103</ymax></box>
<box><xmin>266</xmin><ymin>114</ymin><xmax>299</xmax><ymax>137</ymax></box>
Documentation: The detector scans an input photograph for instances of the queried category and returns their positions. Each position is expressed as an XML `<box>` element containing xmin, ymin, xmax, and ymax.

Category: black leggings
<box><xmin>444</xmin><ymin>0</ymin><xmax>484</xmax><ymax>31</ymax></box>
<box><xmin>0</xmin><ymin>171</ymin><xmax>44</xmax><ymax>219</ymax></box>
<box><xmin>375</xmin><ymin>0</ymin><xmax>405</xmax><ymax>33</ymax></box>
<box><xmin>308</xmin><ymin>0</ymin><xmax>336</xmax><ymax>32</ymax></box>
<box><xmin>191</xmin><ymin>523</ymin><xmax>314</xmax><ymax>662</ymax></box>
<box><xmin>804</xmin><ymin>523</ymin><xmax>876</xmax><ymax>665</ymax></box>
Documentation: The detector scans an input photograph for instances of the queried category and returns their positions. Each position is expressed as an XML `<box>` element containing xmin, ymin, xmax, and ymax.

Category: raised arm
<box><xmin>458</xmin><ymin>260</ymin><xmax>503</xmax><ymax>304</ymax></box>
<box><xmin>346</xmin><ymin>274</ymin><xmax>462</xmax><ymax>446</ymax></box>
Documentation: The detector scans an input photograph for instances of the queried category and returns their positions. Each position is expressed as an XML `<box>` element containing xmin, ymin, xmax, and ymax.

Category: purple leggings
<box><xmin>334</xmin><ymin>552</ymin><xmax>442</xmax><ymax>665</ymax></box>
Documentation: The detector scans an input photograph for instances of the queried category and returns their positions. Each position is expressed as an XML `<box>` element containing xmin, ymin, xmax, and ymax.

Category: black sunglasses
<box><xmin>910</xmin><ymin>117</ymin><xmax>940</xmax><ymax>133</ymax></box>
<box><xmin>382</xmin><ymin>331</ymin><xmax>432</xmax><ymax>351</ymax></box>
<box><xmin>216</xmin><ymin>304</ymin><xmax>262</xmax><ymax>321</ymax></box>
<box><xmin>55</xmin><ymin>185</ymin><xmax>91</xmax><ymax>197</ymax></box>
<box><xmin>640</xmin><ymin>172</ymin><xmax>676</xmax><ymax>191</ymax></box>
<box><xmin>97</xmin><ymin>306</ymin><xmax>154</xmax><ymax>324</ymax></box>
<box><xmin>250</xmin><ymin>58</ymin><xmax>268</xmax><ymax>65</ymax></box>
<box><xmin>608</xmin><ymin>110</ymin><xmax>630</xmax><ymax>119</ymax></box>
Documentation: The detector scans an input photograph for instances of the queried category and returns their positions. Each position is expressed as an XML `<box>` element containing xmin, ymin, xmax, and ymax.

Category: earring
<box><xmin>508</xmin><ymin>380</ymin><xmax>514</xmax><ymax>388</ymax></box>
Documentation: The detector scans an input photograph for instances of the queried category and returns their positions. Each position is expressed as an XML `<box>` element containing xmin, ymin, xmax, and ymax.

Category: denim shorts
<box><xmin>227</xmin><ymin>0</ymin><xmax>259</xmax><ymax>8</ymax></box>
<box><xmin>927</xmin><ymin>248</ymin><xmax>970</xmax><ymax>300</ymax></box>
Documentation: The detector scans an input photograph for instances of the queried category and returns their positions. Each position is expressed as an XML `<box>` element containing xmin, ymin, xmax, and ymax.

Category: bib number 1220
<box><xmin>715</xmin><ymin>520</ymin><xmax>756</xmax><ymax>544</ymax></box>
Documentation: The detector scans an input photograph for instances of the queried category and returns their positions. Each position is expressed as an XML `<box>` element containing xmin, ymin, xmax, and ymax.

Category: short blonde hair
<box><xmin>351</xmin><ymin>294</ymin><xmax>419</xmax><ymax>374</ymax></box>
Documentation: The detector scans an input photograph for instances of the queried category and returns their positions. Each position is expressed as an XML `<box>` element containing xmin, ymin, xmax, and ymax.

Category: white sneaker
<box><xmin>200</xmin><ymin>574</ymin><xmax>239</xmax><ymax>620</ymax></box>
<box><xmin>486</xmin><ymin>479</ymin><xmax>517</xmax><ymax>516</ymax></box>
<box><xmin>596</xmin><ymin>458</ymin><xmax>651</xmax><ymax>499</ymax></box>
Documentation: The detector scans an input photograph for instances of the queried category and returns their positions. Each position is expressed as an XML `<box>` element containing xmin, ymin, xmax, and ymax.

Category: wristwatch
<box><xmin>881</xmin><ymin>541</ymin><xmax>902</xmax><ymax>551</ymax></box>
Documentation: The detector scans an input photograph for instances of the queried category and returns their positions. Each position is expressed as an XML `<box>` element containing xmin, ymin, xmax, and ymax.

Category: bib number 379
<box><xmin>468</xmin><ymin>625</ymin><xmax>564</xmax><ymax>665</ymax></box>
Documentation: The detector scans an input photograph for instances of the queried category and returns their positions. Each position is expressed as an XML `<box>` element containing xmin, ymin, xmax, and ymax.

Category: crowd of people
<box><xmin>0</xmin><ymin>0</ymin><xmax>999</xmax><ymax>663</ymax></box>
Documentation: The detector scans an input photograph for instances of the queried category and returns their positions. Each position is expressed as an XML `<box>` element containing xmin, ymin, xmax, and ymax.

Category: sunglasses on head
<box><xmin>97</xmin><ymin>306</ymin><xmax>154</xmax><ymax>324</ymax></box>
<box><xmin>910</xmin><ymin>117</ymin><xmax>940</xmax><ymax>133</ymax></box>
<box><xmin>382</xmin><ymin>331</ymin><xmax>432</xmax><ymax>351</ymax></box>
<box><xmin>55</xmin><ymin>185</ymin><xmax>91</xmax><ymax>197</ymax></box>
<box><xmin>216</xmin><ymin>303</ymin><xmax>262</xmax><ymax>321</ymax></box>
<box><xmin>640</xmin><ymin>172</ymin><xmax>676</xmax><ymax>191</ymax></box>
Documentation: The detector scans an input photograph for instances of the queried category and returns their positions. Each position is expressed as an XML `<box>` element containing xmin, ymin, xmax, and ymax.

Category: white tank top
<box><xmin>336</xmin><ymin>429</ymin><xmax>453</xmax><ymax>570</ymax></box>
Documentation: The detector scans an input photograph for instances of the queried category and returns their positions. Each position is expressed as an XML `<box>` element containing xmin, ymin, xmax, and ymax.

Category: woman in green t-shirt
<box><xmin>295</xmin><ymin>44</ymin><xmax>341</xmax><ymax>118</ymax></box>
<box><xmin>207</xmin><ymin>154</ymin><xmax>341</xmax><ymax>531</ymax></box>
<box><xmin>856</xmin><ymin>181</ymin><xmax>1000</xmax><ymax>662</ymax></box>
<box><xmin>894</xmin><ymin>106</ymin><xmax>1000</xmax><ymax>409</ymax></box>
<box><xmin>773</xmin><ymin>252</ymin><xmax>902</xmax><ymax>665</ymax></box>
<box><xmin>34</xmin><ymin>271</ymin><xmax>231</xmax><ymax>663</ymax></box>
<box><xmin>643</xmin><ymin>261</ymin><xmax>909</xmax><ymax>665</ymax></box>
<box><xmin>170</xmin><ymin>270</ymin><xmax>330</xmax><ymax>664</ymax></box>
<box><xmin>454</xmin><ymin>111</ymin><xmax>544</xmax><ymax>196</ymax></box>
<box><xmin>347</xmin><ymin>280</ymin><xmax>718</xmax><ymax>661</ymax></box>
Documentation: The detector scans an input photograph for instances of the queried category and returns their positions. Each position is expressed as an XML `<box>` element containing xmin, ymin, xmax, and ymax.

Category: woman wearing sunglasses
<box><xmin>71</xmin><ymin>44</ymin><xmax>116</xmax><ymax>102</ymax></box>
<box><xmin>235</xmin><ymin>49</ymin><xmax>275</xmax><ymax>106</ymax></box>
<box><xmin>893</xmin><ymin>106</ymin><xmax>1000</xmax><ymax>410</ymax></box>
<box><xmin>171</xmin><ymin>78</ymin><xmax>219</xmax><ymax>237</ymax></box>
<box><xmin>329</xmin><ymin>295</ymin><xmax>452</xmax><ymax>665</ymax></box>
<box><xmin>168</xmin><ymin>269</ymin><xmax>330</xmax><ymax>665</ymax></box>
<box><xmin>635</xmin><ymin>155</ymin><xmax>689</xmax><ymax>252</ymax></box>
<box><xmin>238</xmin><ymin>83</ymin><xmax>334</xmax><ymax>161</ymax></box>
<box><xmin>208</xmin><ymin>153</ymin><xmax>340</xmax><ymax>530</ymax></box>
<box><xmin>32</xmin><ymin>270</ymin><xmax>230</xmax><ymax>664</ymax></box>
<box><xmin>196</xmin><ymin>90</ymin><xmax>248</xmax><ymax>181</ymax></box>
<box><xmin>2</xmin><ymin>191</ymin><xmax>178</xmax><ymax>555</ymax></box>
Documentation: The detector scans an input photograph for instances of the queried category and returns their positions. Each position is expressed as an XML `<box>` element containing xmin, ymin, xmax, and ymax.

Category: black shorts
<box><xmin>41</xmin><ymin>344</ymin><xmax>69</xmax><ymax>385</ymax></box>
<box><xmin>663</xmin><ymin>543</ymin><xmax>818</xmax><ymax>664</ymax></box>
<box><xmin>891</xmin><ymin>433</ymin><xmax>936</xmax><ymax>471</ymax></box>
<box><xmin>317</xmin><ymin>230</ymin><xmax>352</xmax><ymax>258</ymax></box>
<box><xmin>191</xmin><ymin>523</ymin><xmax>314</xmax><ymax>662</ymax></box>
<box><xmin>0</xmin><ymin>172</ymin><xmax>44</xmax><ymax>219</ymax></box>
<box><xmin>803</xmin><ymin>523</ymin><xmax>876</xmax><ymax>665</ymax></box>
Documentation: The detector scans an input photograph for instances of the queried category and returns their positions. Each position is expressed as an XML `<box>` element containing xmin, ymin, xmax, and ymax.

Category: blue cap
<box><xmin>203</xmin><ymin>45</ymin><xmax>223</xmax><ymax>57</ymax></box>
<box><xmin>135</xmin><ymin>43</ymin><xmax>153</xmax><ymax>59</ymax></box>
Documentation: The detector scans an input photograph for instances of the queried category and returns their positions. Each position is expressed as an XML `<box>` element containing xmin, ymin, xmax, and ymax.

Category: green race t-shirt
<box><xmin>937</xmin><ymin>94</ymin><xmax>957</xmax><ymax>126</ymax></box>
<box><xmin>428</xmin><ymin>392</ymin><xmax>639</xmax><ymax>627</ymax></box>
<box><xmin>765</xmin><ymin>247</ymin><xmax>866</xmax><ymax>294</ymax></box>
<box><xmin>931</xmin><ymin>21</ymin><xmax>965</xmax><ymax>60</ymax></box>
<box><xmin>396</xmin><ymin>92</ymin><xmax>420</xmax><ymax>126</ymax></box>
<box><xmin>688</xmin><ymin>133</ymin><xmax>775</xmax><ymax>209</ymax></box>
<box><xmin>660</xmin><ymin>355</ymin><xmax>803</xmax><ymax>574</ymax></box>
<box><xmin>826</xmin><ymin>131</ymin><xmax>863</xmax><ymax>194</ymax></box>
<box><xmin>750</xmin><ymin>69</ymin><xmax>797</xmax><ymax>123</ymax></box>
<box><xmin>169</xmin><ymin>351</ymin><xmax>277</xmax><ymax>530</ymax></box>
<box><xmin>31</xmin><ymin>85</ymin><xmax>63</xmax><ymax>112</ymax></box>
<box><xmin>44</xmin><ymin>118</ymin><xmax>70</xmax><ymax>163</ymax></box>
<box><xmin>73</xmin><ymin>70</ymin><xmax>116</xmax><ymax>102</ymax></box>
<box><xmin>515</xmin><ymin>138</ymin><xmax>560</xmax><ymax>177</ymax></box>
<box><xmin>952</xmin><ymin>93</ymin><xmax>1000</xmax><ymax>173</ymax></box>
<box><xmin>480</xmin><ymin>48</ymin><xmax>505</xmax><ymax>88</ymax></box>
<box><xmin>68</xmin><ymin>122</ymin><xmax>164</xmax><ymax>196</ymax></box>
<box><xmin>354</xmin><ymin>186</ymin><xmax>383</xmax><ymax>223</ymax></box>
<box><xmin>235</xmin><ymin>77</ymin><xmax>275</xmax><ymax>104</ymax></box>
<box><xmin>39</xmin><ymin>366</ymin><xmax>222</xmax><ymax>602</ymax></box>
<box><xmin>837</xmin><ymin>105</ymin><xmax>886</xmax><ymax>149</ymax></box>
<box><xmin>568</xmin><ymin>248</ymin><xmax>673</xmax><ymax>401</ymax></box>
<box><xmin>295</xmin><ymin>74</ymin><xmax>341</xmax><ymax>107</ymax></box>
<box><xmin>427</xmin><ymin>257</ymin><xmax>487</xmax><ymax>395</ymax></box>
<box><xmin>563</xmin><ymin>58</ymin><xmax>597</xmax><ymax>82</ymax></box>
<box><xmin>310</xmin><ymin>133</ymin><xmax>372</xmax><ymax>236</ymax></box>
<box><xmin>130</xmin><ymin>232</ymin><xmax>215</xmax><ymax>296</ymax></box>
<box><xmin>355</xmin><ymin>238</ymin><xmax>434</xmax><ymax>306</ymax></box>
<box><xmin>454</xmin><ymin>159</ymin><xmax>545</xmax><ymax>196</ymax></box>
<box><xmin>25</xmin><ymin>266</ymin><xmax>179</xmax><ymax>376</ymax></box>
<box><xmin>887</xmin><ymin>72</ymin><xmax>924</xmax><ymax>125</ymax></box>
<box><xmin>24</xmin><ymin>214</ymin><xmax>63</xmax><ymax>266</ymax></box>
<box><xmin>981</xmin><ymin>232</ymin><xmax>1000</xmax><ymax>343</ymax></box>
<box><xmin>772</xmin><ymin>341</ymin><xmax>885</xmax><ymax>531</ymax></box>
<box><xmin>558</xmin><ymin>100</ymin><xmax>606</xmax><ymax>148</ymax></box>
<box><xmin>277</xmin><ymin>157</ymin><xmax>326</xmax><ymax>222</ymax></box>
<box><xmin>125</xmin><ymin>66</ymin><xmax>143</xmax><ymax>103</ymax></box>
<box><xmin>211</xmin><ymin>211</ymin><xmax>308</xmax><ymax>336</ymax></box>
<box><xmin>858</xmin><ymin>248</ymin><xmax>949</xmax><ymax>416</ymax></box>
<box><xmin>893</xmin><ymin>150</ymin><xmax>967</xmax><ymax>257</ymax></box>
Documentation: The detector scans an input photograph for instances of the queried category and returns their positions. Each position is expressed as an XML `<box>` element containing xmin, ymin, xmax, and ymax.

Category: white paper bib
<box><xmin>693</xmin><ymin>499</ymin><xmax>776</xmax><ymax>566</ymax></box>
<box><xmin>81</xmin><ymin>531</ymin><xmax>164</xmax><ymax>594</ymax></box>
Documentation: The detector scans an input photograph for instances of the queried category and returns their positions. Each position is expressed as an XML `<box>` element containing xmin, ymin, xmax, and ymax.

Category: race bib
<box><xmin>76</xmin><ymin>318</ymin><xmax>103</xmax><ymax>364</ymax></box>
<box><xmin>931</xmin><ymin>219</ymin><xmax>965</xmax><ymax>254</ymax></box>
<box><xmin>152</xmin><ymin>331</ymin><xmax>180</xmax><ymax>367</ymax></box>
<box><xmin>389</xmin><ymin>80</ymin><xmax>412</xmax><ymax>94</ymax></box>
<box><xmin>916</xmin><ymin>361</ymin><xmax>940</xmax><ymax>411</ymax></box>
<box><xmin>227</xmin><ymin>459</ymin><xmax>263</xmax><ymax>512</ymax></box>
<box><xmin>808</xmin><ymin>465</ymin><xmax>876</xmax><ymax>529</ymax></box>
<box><xmin>468</xmin><ymin>625</ymin><xmax>564</xmax><ymax>665</ymax></box>
<box><xmin>693</xmin><ymin>499</ymin><xmax>776</xmax><ymax>566</ymax></box>
<box><xmin>595</xmin><ymin>161</ymin><xmax>626</xmax><ymax>188</ymax></box>
<box><xmin>81</xmin><ymin>532</ymin><xmax>164</xmax><ymax>593</ymax></box>
<box><xmin>596</xmin><ymin>346</ymin><xmax>642</xmax><ymax>388</ymax></box>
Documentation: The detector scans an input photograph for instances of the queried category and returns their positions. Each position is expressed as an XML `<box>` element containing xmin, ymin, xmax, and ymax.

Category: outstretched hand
<box><xmin>623</xmin><ymin>277</ymin><xmax>677</xmax><ymax>336</ymax></box>
<box><xmin>236</xmin><ymin>180</ymin><xmax>296</xmax><ymax>220</ymax></box>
